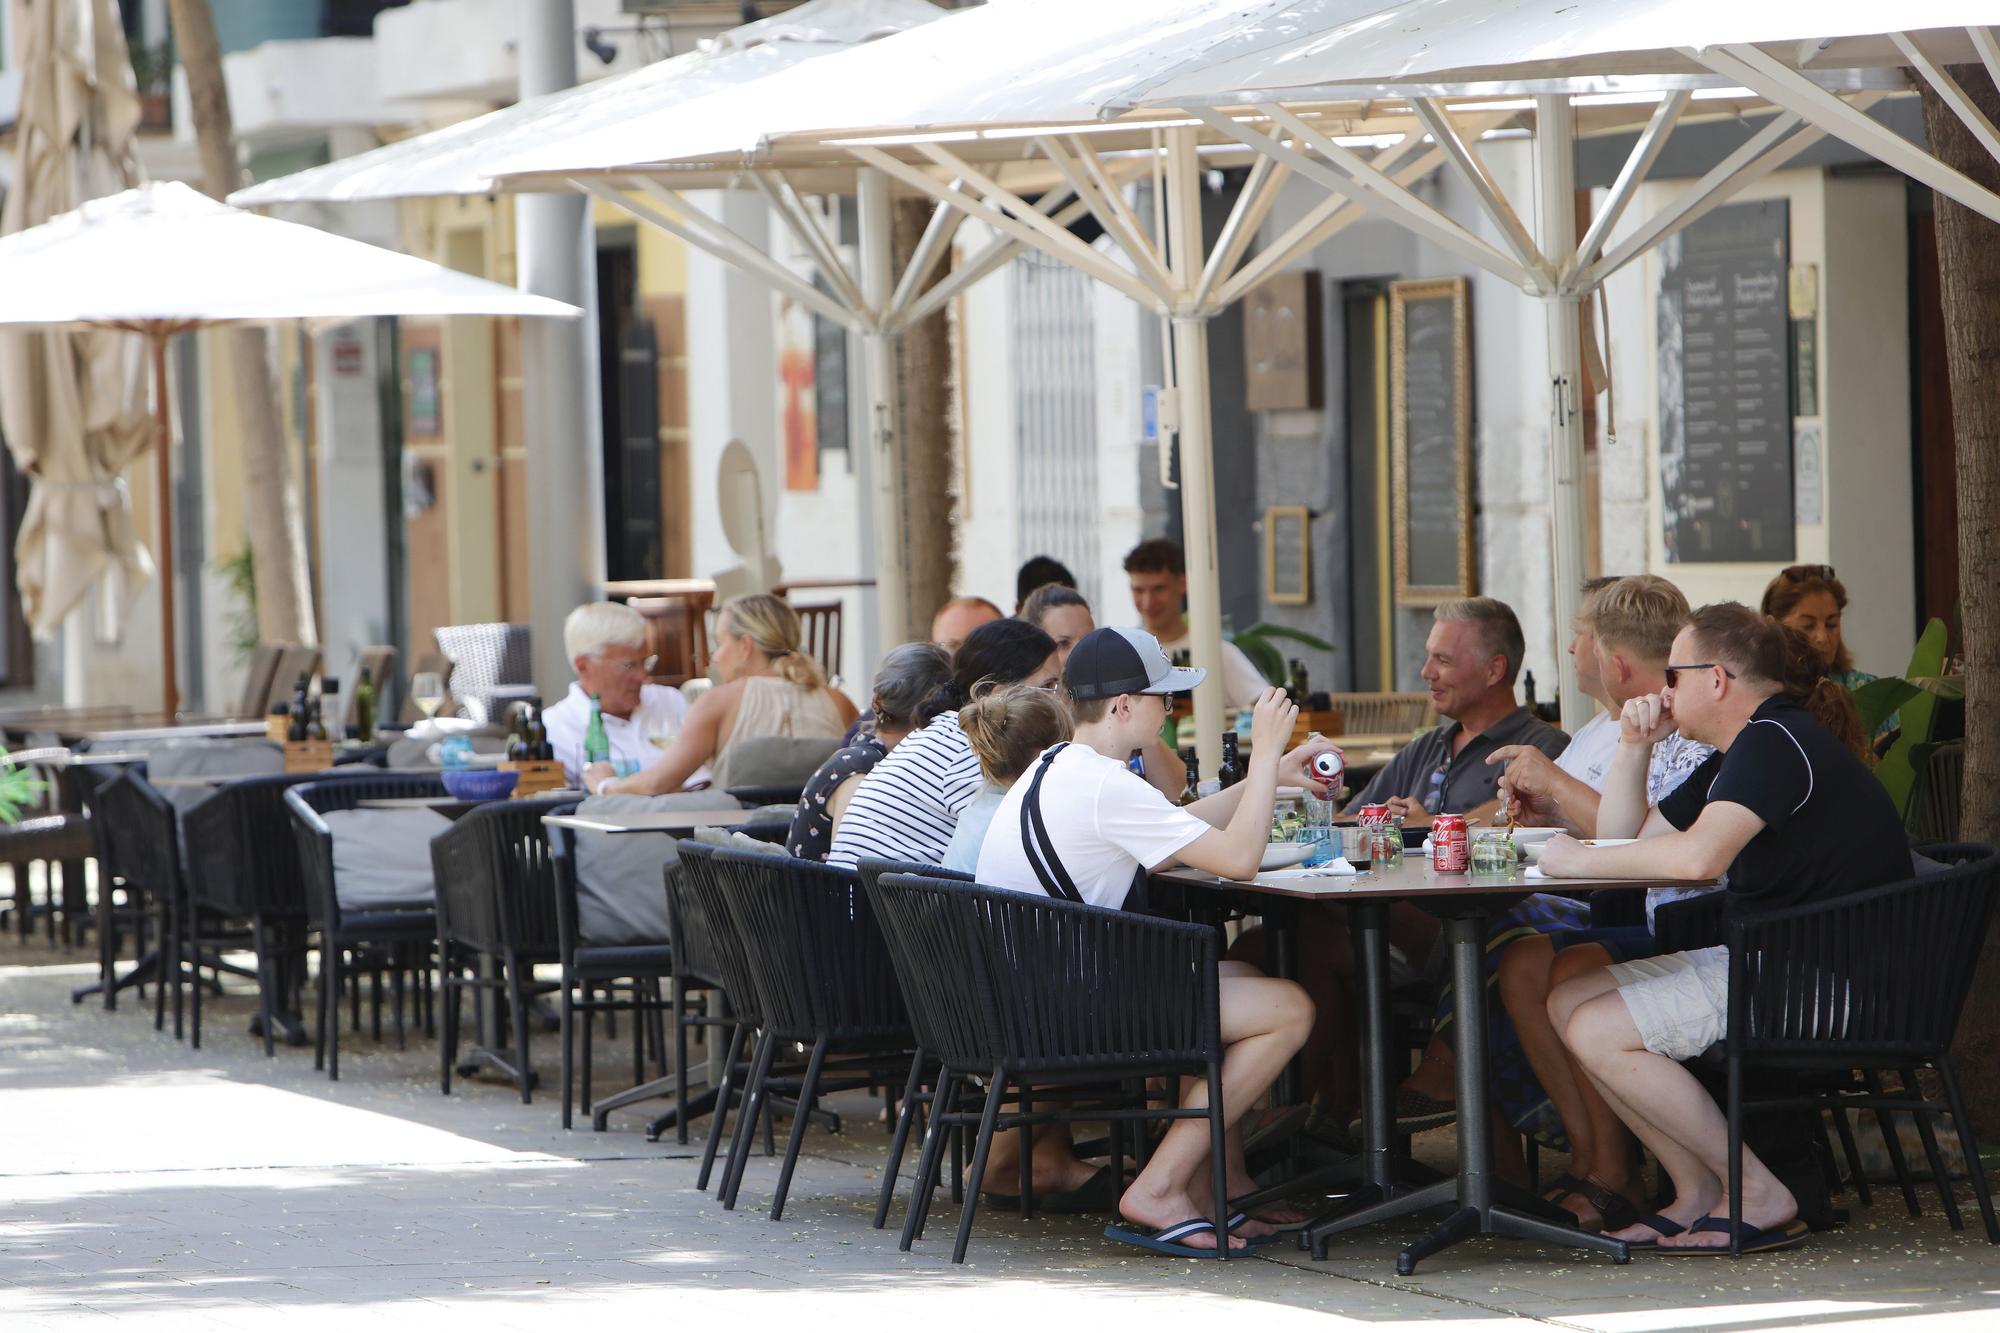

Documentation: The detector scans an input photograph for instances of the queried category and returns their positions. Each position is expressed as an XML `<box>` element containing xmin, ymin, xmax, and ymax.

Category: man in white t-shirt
<box><xmin>976</xmin><ymin>627</ymin><xmax>1334</xmax><ymax>1256</ymax></box>
<box><xmin>1123</xmin><ymin>537</ymin><xmax>1268</xmax><ymax>709</ymax></box>
<box><xmin>542</xmin><ymin>603</ymin><xmax>705</xmax><ymax>789</ymax></box>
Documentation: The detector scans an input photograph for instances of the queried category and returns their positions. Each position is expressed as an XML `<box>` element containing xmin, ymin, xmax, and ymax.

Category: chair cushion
<box><xmin>322</xmin><ymin>807</ymin><xmax>451</xmax><ymax>912</ymax></box>
<box><xmin>331</xmin><ymin>908</ymin><xmax>437</xmax><ymax>938</ymax></box>
<box><xmin>690</xmin><ymin>825</ymin><xmax>777</xmax><ymax>853</ymax></box>
<box><xmin>574</xmin><ymin>944</ymin><xmax>674</xmax><ymax>977</ymax></box>
<box><xmin>722</xmin><ymin>735</ymin><xmax>841</xmax><ymax>790</ymax></box>
<box><xmin>571</xmin><ymin>793</ymin><xmax>719</xmax><ymax>945</ymax></box>
<box><xmin>142</xmin><ymin>739</ymin><xmax>285</xmax><ymax>809</ymax></box>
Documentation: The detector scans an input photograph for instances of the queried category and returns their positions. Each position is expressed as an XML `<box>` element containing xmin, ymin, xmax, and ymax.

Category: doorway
<box><xmin>596</xmin><ymin>232</ymin><xmax>663</xmax><ymax>582</ymax></box>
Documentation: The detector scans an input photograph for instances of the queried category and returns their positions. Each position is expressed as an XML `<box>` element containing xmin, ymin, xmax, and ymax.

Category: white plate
<box><xmin>1579</xmin><ymin>838</ymin><xmax>1639</xmax><ymax>847</ymax></box>
<box><xmin>1507</xmin><ymin>827</ymin><xmax>1562</xmax><ymax>846</ymax></box>
<box><xmin>1260</xmin><ymin>841</ymin><xmax>1313</xmax><ymax>871</ymax></box>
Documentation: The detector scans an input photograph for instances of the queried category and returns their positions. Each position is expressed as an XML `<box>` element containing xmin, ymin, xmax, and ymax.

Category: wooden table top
<box><xmin>542</xmin><ymin>809</ymin><xmax>760</xmax><ymax>836</ymax></box>
<box><xmin>1155</xmin><ymin>858</ymin><xmax>1715</xmax><ymax>903</ymax></box>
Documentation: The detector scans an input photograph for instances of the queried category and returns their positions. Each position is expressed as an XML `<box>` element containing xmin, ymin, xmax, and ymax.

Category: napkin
<box><xmin>1523</xmin><ymin>865</ymin><xmax>1547</xmax><ymax>880</ymax></box>
<box><xmin>1262</xmin><ymin>858</ymin><xmax>1362</xmax><ymax>880</ymax></box>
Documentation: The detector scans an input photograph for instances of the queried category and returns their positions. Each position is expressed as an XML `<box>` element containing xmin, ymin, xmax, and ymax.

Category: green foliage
<box><xmin>1867</xmin><ymin>619</ymin><xmax>1950</xmax><ymax>818</ymax></box>
<box><xmin>1227</xmin><ymin>623</ymin><xmax>1336</xmax><ymax>687</ymax></box>
<box><xmin>0</xmin><ymin>754</ymin><xmax>45</xmax><ymax>825</ymax></box>
<box><xmin>216</xmin><ymin>548</ymin><xmax>258</xmax><ymax>666</ymax></box>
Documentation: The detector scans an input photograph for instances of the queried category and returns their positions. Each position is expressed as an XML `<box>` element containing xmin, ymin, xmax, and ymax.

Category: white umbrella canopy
<box><xmin>1130</xmin><ymin>0</ymin><xmax>2000</xmax><ymax>101</ymax></box>
<box><xmin>0</xmin><ymin>0</ymin><xmax>152</xmax><ymax>641</ymax></box>
<box><xmin>0</xmin><ymin>180</ymin><xmax>581</xmax><ymax>714</ymax></box>
<box><xmin>227</xmin><ymin>0</ymin><xmax>948</xmax><ymax>207</ymax></box>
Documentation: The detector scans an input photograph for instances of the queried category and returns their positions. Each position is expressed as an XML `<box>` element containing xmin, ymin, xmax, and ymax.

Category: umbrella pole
<box><xmin>150</xmin><ymin>330</ymin><xmax>179</xmax><ymax>719</ymax></box>
<box><xmin>1537</xmin><ymin>95</ymin><xmax>1588</xmax><ymax>733</ymax></box>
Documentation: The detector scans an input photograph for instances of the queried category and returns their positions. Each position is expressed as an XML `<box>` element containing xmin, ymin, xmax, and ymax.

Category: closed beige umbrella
<box><xmin>0</xmin><ymin>0</ymin><xmax>151</xmax><ymax>641</ymax></box>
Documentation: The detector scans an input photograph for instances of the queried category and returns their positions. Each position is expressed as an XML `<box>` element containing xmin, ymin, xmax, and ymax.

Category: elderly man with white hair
<box><xmin>542</xmin><ymin>602</ymin><xmax>706</xmax><ymax>788</ymax></box>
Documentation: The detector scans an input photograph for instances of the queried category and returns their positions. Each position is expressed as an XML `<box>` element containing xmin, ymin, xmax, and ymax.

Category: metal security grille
<box><xmin>1009</xmin><ymin>253</ymin><xmax>1100</xmax><ymax>607</ymax></box>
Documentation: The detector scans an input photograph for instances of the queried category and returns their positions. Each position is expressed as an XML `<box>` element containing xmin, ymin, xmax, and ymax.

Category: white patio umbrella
<box><xmin>0</xmin><ymin>181</ymin><xmax>582</xmax><ymax>717</ymax></box>
<box><xmin>1126</xmin><ymin>1</ymin><xmax>2000</xmax><ymax>727</ymax></box>
<box><xmin>0</xmin><ymin>0</ymin><xmax>152</xmax><ymax>643</ymax></box>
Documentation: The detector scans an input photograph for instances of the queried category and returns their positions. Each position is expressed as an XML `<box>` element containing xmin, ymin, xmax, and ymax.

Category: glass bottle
<box><xmin>1178</xmin><ymin>748</ymin><xmax>1200</xmax><ymax>806</ymax></box>
<box><xmin>352</xmin><ymin>668</ymin><xmax>376</xmax><ymax>742</ymax></box>
<box><xmin>583</xmin><ymin>693</ymin><xmax>611</xmax><ymax>765</ymax></box>
<box><xmin>1217</xmin><ymin>732</ymin><xmax>1244</xmax><ymax>790</ymax></box>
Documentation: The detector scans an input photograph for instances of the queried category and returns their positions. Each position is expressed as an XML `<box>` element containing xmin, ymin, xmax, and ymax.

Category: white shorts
<box><xmin>1605</xmin><ymin>945</ymin><xmax>1730</xmax><ymax>1061</ymax></box>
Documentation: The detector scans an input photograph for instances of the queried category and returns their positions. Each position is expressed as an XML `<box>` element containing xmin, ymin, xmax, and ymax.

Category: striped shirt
<box><xmin>826</xmin><ymin>712</ymin><xmax>983</xmax><ymax>869</ymax></box>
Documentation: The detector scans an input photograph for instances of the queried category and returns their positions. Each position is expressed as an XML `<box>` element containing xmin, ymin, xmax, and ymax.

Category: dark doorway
<box><xmin>1909</xmin><ymin>186</ymin><xmax>1961</xmax><ymax>646</ymax></box>
<box><xmin>1343</xmin><ymin>280</ymin><xmax>1392</xmax><ymax>691</ymax></box>
<box><xmin>596</xmin><ymin>234</ymin><xmax>663</xmax><ymax>582</ymax></box>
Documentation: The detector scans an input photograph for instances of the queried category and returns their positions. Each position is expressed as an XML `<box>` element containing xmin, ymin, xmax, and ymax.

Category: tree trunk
<box><xmin>166</xmin><ymin>0</ymin><xmax>318</xmax><ymax>650</ymax></box>
<box><xmin>892</xmin><ymin>198</ymin><xmax>958</xmax><ymax>635</ymax></box>
<box><xmin>1918</xmin><ymin>67</ymin><xmax>2000</xmax><ymax>1125</ymax></box>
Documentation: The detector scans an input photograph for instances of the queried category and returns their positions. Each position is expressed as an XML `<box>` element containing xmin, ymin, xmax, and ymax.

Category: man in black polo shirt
<box><xmin>1346</xmin><ymin>597</ymin><xmax>1568</xmax><ymax>823</ymax></box>
<box><xmin>1540</xmin><ymin>602</ymin><xmax>1907</xmax><ymax>1254</ymax></box>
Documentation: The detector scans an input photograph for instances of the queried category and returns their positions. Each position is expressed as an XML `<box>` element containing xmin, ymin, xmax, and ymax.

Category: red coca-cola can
<box><xmin>1310</xmin><ymin>750</ymin><xmax>1345</xmax><ymax>791</ymax></box>
<box><xmin>1432</xmin><ymin>813</ymin><xmax>1470</xmax><ymax>873</ymax></box>
<box><xmin>1358</xmin><ymin>802</ymin><xmax>1390</xmax><ymax>829</ymax></box>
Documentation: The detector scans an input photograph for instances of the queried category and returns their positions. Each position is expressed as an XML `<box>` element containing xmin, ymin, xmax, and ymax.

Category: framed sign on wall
<box><xmin>1389</xmin><ymin>277</ymin><xmax>1475</xmax><ymax>606</ymax></box>
<box><xmin>1264</xmin><ymin>505</ymin><xmax>1311</xmax><ymax>605</ymax></box>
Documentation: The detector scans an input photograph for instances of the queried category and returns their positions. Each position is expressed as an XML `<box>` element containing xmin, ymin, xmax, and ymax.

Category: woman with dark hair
<box><xmin>1759</xmin><ymin>564</ymin><xmax>1891</xmax><ymax>736</ymax></box>
<box><xmin>786</xmin><ymin>642</ymin><xmax>953</xmax><ymax>861</ymax></box>
<box><xmin>826</xmin><ymin>618</ymin><xmax>1059</xmax><ymax>869</ymax></box>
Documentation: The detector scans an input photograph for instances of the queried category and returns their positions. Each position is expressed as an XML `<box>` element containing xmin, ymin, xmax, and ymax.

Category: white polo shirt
<box><xmin>975</xmin><ymin>743</ymin><xmax>1212</xmax><ymax>909</ymax></box>
<box><xmin>543</xmin><ymin>681</ymin><xmax>707</xmax><ymax>788</ymax></box>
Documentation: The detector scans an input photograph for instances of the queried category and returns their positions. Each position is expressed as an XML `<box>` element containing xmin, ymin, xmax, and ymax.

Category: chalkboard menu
<box><xmin>1656</xmin><ymin>199</ymin><xmax>1795</xmax><ymax>563</ymax></box>
<box><xmin>1391</xmin><ymin>278</ymin><xmax>1474</xmax><ymax>605</ymax></box>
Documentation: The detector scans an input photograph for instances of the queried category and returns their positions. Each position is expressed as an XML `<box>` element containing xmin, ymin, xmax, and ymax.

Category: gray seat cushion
<box><xmin>722</xmin><ymin>735</ymin><xmax>842</xmax><ymax>791</ymax></box>
<box><xmin>571</xmin><ymin>793</ymin><xmax>728</xmax><ymax>945</ymax></box>
<box><xmin>322</xmin><ymin>807</ymin><xmax>451</xmax><ymax>912</ymax></box>
<box><xmin>142</xmin><ymin>739</ymin><xmax>285</xmax><ymax>809</ymax></box>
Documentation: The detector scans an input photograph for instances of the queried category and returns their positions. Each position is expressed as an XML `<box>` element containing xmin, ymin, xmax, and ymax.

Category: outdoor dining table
<box><xmin>358</xmin><ymin>790</ymin><xmax>586</xmax><ymax>821</ymax></box>
<box><xmin>1154</xmin><ymin>854</ymin><xmax>1718</xmax><ymax>1275</ymax></box>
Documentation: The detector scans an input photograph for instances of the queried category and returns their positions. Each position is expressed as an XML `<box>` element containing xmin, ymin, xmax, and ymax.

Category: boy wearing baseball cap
<box><xmin>974</xmin><ymin>626</ymin><xmax>1338</xmax><ymax>1256</ymax></box>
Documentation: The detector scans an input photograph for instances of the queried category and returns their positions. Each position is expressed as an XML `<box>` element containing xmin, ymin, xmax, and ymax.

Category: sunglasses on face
<box><xmin>1663</xmin><ymin>662</ymin><xmax>1737</xmax><ymax>689</ymax></box>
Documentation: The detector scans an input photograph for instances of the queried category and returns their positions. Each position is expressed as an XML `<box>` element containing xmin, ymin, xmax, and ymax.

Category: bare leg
<box><xmin>971</xmin><ymin>1121</ymin><xmax>1097</xmax><ymax>1196</ymax></box>
<box><xmin>1117</xmin><ymin>975</ymin><xmax>1314</xmax><ymax>1251</ymax></box>
<box><xmin>1561</xmin><ymin>988</ymin><xmax>1797</xmax><ymax>1247</ymax></box>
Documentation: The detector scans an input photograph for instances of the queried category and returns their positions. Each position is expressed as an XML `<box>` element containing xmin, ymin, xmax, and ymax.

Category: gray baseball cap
<box><xmin>1063</xmin><ymin>627</ymin><xmax>1207</xmax><ymax>702</ymax></box>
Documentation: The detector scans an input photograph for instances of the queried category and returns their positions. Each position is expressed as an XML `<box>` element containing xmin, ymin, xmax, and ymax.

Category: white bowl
<box><xmin>1508</xmin><ymin>827</ymin><xmax>1563</xmax><ymax>847</ymax></box>
<box><xmin>1260</xmin><ymin>841</ymin><xmax>1313</xmax><ymax>871</ymax></box>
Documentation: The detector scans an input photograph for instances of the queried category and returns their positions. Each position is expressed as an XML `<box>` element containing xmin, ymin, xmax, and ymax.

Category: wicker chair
<box><xmin>287</xmin><ymin>773</ymin><xmax>450</xmax><ymax>1080</ymax></box>
<box><xmin>431</xmin><ymin>797</ymin><xmax>572</xmax><ymax>1102</ymax></box>
<box><xmin>93</xmin><ymin>772</ymin><xmax>188</xmax><ymax>1037</ymax></box>
<box><xmin>869</xmin><ymin>871</ymin><xmax>1230</xmax><ymax>1263</ymax></box>
<box><xmin>1325</xmin><ymin>691</ymin><xmax>1437</xmax><ymax>736</ymax></box>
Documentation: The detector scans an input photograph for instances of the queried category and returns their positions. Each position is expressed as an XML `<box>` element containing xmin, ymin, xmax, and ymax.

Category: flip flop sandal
<box><xmin>1654</xmin><ymin>1216</ymin><xmax>1810</xmax><ymax>1256</ymax></box>
<box><xmin>1225</xmin><ymin>1210</ymin><xmax>1292</xmax><ymax>1246</ymax></box>
<box><xmin>1619</xmin><ymin>1213</ymin><xmax>1689</xmax><ymax>1251</ymax></box>
<box><xmin>1038</xmin><ymin>1165</ymin><xmax>1120</xmax><ymax>1214</ymax></box>
<box><xmin>1103</xmin><ymin>1218</ymin><xmax>1245</xmax><ymax>1259</ymax></box>
<box><xmin>1560</xmin><ymin>1180</ymin><xmax>1641</xmax><ymax>1235</ymax></box>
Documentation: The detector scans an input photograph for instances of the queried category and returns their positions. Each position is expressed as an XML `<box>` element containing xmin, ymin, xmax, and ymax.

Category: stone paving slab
<box><xmin>4</xmin><ymin>940</ymin><xmax>2000</xmax><ymax>1329</ymax></box>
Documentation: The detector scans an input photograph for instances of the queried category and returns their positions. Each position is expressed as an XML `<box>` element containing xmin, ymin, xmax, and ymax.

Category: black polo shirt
<box><xmin>1346</xmin><ymin>706</ymin><xmax>1569</xmax><ymax>816</ymax></box>
<box><xmin>1657</xmin><ymin>694</ymin><xmax>1908</xmax><ymax>916</ymax></box>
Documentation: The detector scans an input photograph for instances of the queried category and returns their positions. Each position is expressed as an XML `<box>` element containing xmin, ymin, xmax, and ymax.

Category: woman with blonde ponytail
<box><xmin>941</xmin><ymin>683</ymin><xmax>1074</xmax><ymax>872</ymax></box>
<box><xmin>586</xmin><ymin>593</ymin><xmax>858</xmax><ymax>797</ymax></box>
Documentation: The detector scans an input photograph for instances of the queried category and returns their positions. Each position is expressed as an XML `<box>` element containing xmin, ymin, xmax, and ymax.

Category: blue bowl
<box><xmin>441</xmin><ymin>768</ymin><xmax>520</xmax><ymax>801</ymax></box>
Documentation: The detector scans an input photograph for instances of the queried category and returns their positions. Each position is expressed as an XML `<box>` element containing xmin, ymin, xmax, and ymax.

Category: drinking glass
<box><xmin>410</xmin><ymin>671</ymin><xmax>445</xmax><ymax>721</ymax></box>
<box><xmin>1374</xmin><ymin>822</ymin><xmax>1405</xmax><ymax>870</ymax></box>
<box><xmin>1340</xmin><ymin>825</ymin><xmax>1375</xmax><ymax>871</ymax></box>
<box><xmin>1471</xmin><ymin>829</ymin><xmax>1514</xmax><ymax>876</ymax></box>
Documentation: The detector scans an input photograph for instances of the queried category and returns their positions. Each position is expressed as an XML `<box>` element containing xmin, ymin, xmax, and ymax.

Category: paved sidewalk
<box><xmin>4</xmin><ymin>943</ymin><xmax>1999</xmax><ymax>1331</ymax></box>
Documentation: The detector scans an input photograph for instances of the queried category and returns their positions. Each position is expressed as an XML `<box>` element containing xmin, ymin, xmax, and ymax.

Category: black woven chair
<box><xmin>705</xmin><ymin>846</ymin><xmax>913</xmax><ymax>1219</ymax></box>
<box><xmin>1</xmin><ymin>814</ymin><xmax>95</xmax><ymax>948</ymax></box>
<box><xmin>855</xmin><ymin>858</ymin><xmax>974</xmax><ymax>1226</ymax></box>
<box><xmin>182</xmin><ymin>770</ymin><xmax>384</xmax><ymax>1053</ymax></box>
<box><xmin>869</xmin><ymin>871</ymin><xmax>1229</xmax><ymax>1263</ymax></box>
<box><xmin>431</xmin><ymin>796</ymin><xmax>572</xmax><ymax>1102</ymax></box>
<box><xmin>674</xmin><ymin>840</ymin><xmax>779</xmax><ymax>1188</ymax></box>
<box><xmin>93</xmin><ymin>772</ymin><xmax>189</xmax><ymax>1038</ymax></box>
<box><xmin>287</xmin><ymin>773</ymin><xmax>450</xmax><ymax>1080</ymax></box>
<box><xmin>549</xmin><ymin>816</ymin><xmax>674</xmax><ymax>1130</ymax></box>
<box><xmin>1700</xmin><ymin>845</ymin><xmax>2000</xmax><ymax>1254</ymax></box>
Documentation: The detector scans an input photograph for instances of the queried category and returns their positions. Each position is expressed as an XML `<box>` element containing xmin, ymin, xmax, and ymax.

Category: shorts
<box><xmin>1549</xmin><ymin>924</ymin><xmax>1657</xmax><ymax>964</ymax></box>
<box><xmin>1605</xmin><ymin>945</ymin><xmax>1730</xmax><ymax>1061</ymax></box>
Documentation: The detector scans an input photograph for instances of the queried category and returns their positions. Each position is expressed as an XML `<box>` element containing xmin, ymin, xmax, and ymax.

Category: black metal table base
<box><xmin>72</xmin><ymin>949</ymin><xmax>156</xmax><ymax>1006</ymax></box>
<box><xmin>1305</xmin><ymin>906</ymin><xmax>1629</xmax><ymax>1272</ymax></box>
<box><xmin>248</xmin><ymin>1009</ymin><xmax>311</xmax><ymax>1047</ymax></box>
<box><xmin>457</xmin><ymin>1047</ymin><xmax>540</xmax><ymax>1090</ymax></box>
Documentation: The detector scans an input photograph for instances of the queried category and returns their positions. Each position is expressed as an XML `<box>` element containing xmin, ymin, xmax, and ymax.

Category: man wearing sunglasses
<box><xmin>1537</xmin><ymin>602</ymin><xmax>1908</xmax><ymax>1254</ymax></box>
<box><xmin>543</xmin><ymin>601</ymin><xmax>702</xmax><ymax>788</ymax></box>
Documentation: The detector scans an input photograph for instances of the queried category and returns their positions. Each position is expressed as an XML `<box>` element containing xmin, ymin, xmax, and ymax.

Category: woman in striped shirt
<box><xmin>826</xmin><ymin>618</ymin><xmax>1058</xmax><ymax>869</ymax></box>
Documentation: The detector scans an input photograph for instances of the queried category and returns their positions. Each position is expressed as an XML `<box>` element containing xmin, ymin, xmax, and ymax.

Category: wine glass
<box><xmin>643</xmin><ymin>716</ymin><xmax>678</xmax><ymax>754</ymax></box>
<box><xmin>410</xmin><ymin>671</ymin><xmax>445</xmax><ymax>722</ymax></box>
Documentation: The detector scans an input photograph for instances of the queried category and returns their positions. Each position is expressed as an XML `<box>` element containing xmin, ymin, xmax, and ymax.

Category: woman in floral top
<box><xmin>786</xmin><ymin>642</ymin><xmax>951</xmax><ymax>861</ymax></box>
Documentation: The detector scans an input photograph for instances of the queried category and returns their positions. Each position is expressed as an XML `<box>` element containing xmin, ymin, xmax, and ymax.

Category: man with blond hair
<box><xmin>543</xmin><ymin>601</ymin><xmax>702</xmax><ymax>788</ymax></box>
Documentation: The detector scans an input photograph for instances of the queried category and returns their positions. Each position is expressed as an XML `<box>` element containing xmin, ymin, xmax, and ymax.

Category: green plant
<box><xmin>1227</xmin><ymin>622</ymin><xmax>1334</xmax><ymax>687</ymax></box>
<box><xmin>1850</xmin><ymin>618</ymin><xmax>1954</xmax><ymax>817</ymax></box>
<box><xmin>216</xmin><ymin>548</ymin><xmax>258</xmax><ymax>666</ymax></box>
<box><xmin>0</xmin><ymin>754</ymin><xmax>44</xmax><ymax>824</ymax></box>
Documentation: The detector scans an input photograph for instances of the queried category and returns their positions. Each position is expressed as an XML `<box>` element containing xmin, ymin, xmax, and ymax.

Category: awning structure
<box><xmin>0</xmin><ymin>180</ymin><xmax>580</xmax><ymax>715</ymax></box>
